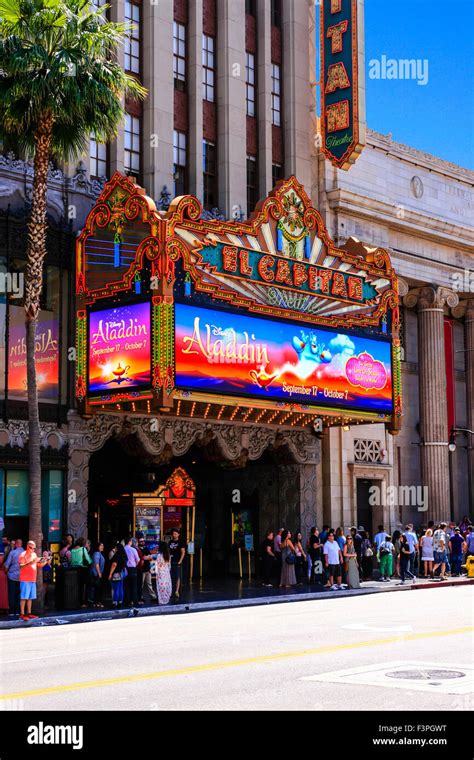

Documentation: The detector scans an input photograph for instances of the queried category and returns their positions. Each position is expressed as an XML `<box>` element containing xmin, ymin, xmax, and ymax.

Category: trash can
<box><xmin>55</xmin><ymin>567</ymin><xmax>81</xmax><ymax>610</ymax></box>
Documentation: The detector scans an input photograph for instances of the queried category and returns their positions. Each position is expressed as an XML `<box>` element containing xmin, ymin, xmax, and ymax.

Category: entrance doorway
<box><xmin>356</xmin><ymin>478</ymin><xmax>384</xmax><ymax>537</ymax></box>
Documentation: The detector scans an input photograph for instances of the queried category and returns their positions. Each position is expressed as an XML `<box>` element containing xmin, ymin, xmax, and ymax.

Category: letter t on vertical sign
<box><xmin>320</xmin><ymin>0</ymin><xmax>366</xmax><ymax>170</ymax></box>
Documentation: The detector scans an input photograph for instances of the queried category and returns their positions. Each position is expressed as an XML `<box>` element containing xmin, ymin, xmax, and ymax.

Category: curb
<box><xmin>1</xmin><ymin>577</ymin><xmax>472</xmax><ymax>630</ymax></box>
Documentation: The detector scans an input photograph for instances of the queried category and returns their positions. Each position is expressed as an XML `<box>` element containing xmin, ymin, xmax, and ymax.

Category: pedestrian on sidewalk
<box><xmin>293</xmin><ymin>531</ymin><xmax>306</xmax><ymax>585</ymax></box>
<box><xmin>449</xmin><ymin>528</ymin><xmax>466</xmax><ymax>576</ymax></box>
<box><xmin>465</xmin><ymin>526</ymin><xmax>474</xmax><ymax>560</ymax></box>
<box><xmin>399</xmin><ymin>534</ymin><xmax>416</xmax><ymax>584</ymax></box>
<box><xmin>137</xmin><ymin>535</ymin><xmax>157</xmax><ymax>603</ymax></box>
<box><xmin>4</xmin><ymin>539</ymin><xmax>22</xmax><ymax>616</ymax></box>
<box><xmin>88</xmin><ymin>542</ymin><xmax>105</xmax><ymax>607</ymax></box>
<box><xmin>343</xmin><ymin>535</ymin><xmax>359</xmax><ymax>589</ymax></box>
<box><xmin>403</xmin><ymin>525</ymin><xmax>418</xmax><ymax>578</ymax></box>
<box><xmin>361</xmin><ymin>531</ymin><xmax>374</xmax><ymax>580</ymax></box>
<box><xmin>109</xmin><ymin>542</ymin><xmax>127</xmax><ymax>608</ymax></box>
<box><xmin>124</xmin><ymin>536</ymin><xmax>140</xmax><ymax>607</ymax></box>
<box><xmin>323</xmin><ymin>532</ymin><xmax>343</xmax><ymax>590</ymax></box>
<box><xmin>19</xmin><ymin>541</ymin><xmax>48</xmax><ymax>620</ymax></box>
<box><xmin>169</xmin><ymin>529</ymin><xmax>186</xmax><ymax>599</ymax></box>
<box><xmin>156</xmin><ymin>541</ymin><xmax>172</xmax><ymax>605</ymax></box>
<box><xmin>260</xmin><ymin>530</ymin><xmax>276</xmax><ymax>587</ymax></box>
<box><xmin>308</xmin><ymin>527</ymin><xmax>323</xmax><ymax>584</ymax></box>
<box><xmin>350</xmin><ymin>527</ymin><xmax>363</xmax><ymax>577</ymax></box>
<box><xmin>70</xmin><ymin>537</ymin><xmax>92</xmax><ymax>607</ymax></box>
<box><xmin>279</xmin><ymin>530</ymin><xmax>297</xmax><ymax>588</ymax></box>
<box><xmin>420</xmin><ymin>529</ymin><xmax>434</xmax><ymax>577</ymax></box>
<box><xmin>378</xmin><ymin>535</ymin><xmax>394</xmax><ymax>582</ymax></box>
<box><xmin>274</xmin><ymin>528</ymin><xmax>283</xmax><ymax>582</ymax></box>
<box><xmin>392</xmin><ymin>530</ymin><xmax>401</xmax><ymax>577</ymax></box>
<box><xmin>432</xmin><ymin>523</ymin><xmax>448</xmax><ymax>581</ymax></box>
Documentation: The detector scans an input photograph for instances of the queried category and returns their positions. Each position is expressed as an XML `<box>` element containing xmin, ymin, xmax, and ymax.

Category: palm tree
<box><xmin>0</xmin><ymin>0</ymin><xmax>146</xmax><ymax>601</ymax></box>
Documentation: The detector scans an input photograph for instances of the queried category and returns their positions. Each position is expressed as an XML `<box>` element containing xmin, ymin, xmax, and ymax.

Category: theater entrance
<box><xmin>86</xmin><ymin>427</ymin><xmax>311</xmax><ymax>580</ymax></box>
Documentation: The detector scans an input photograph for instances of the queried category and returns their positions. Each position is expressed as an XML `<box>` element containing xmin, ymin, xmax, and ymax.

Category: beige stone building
<box><xmin>316</xmin><ymin>129</ymin><xmax>474</xmax><ymax>530</ymax></box>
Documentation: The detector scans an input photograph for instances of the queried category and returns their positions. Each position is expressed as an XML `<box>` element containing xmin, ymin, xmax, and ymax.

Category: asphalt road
<box><xmin>1</xmin><ymin>586</ymin><xmax>472</xmax><ymax>711</ymax></box>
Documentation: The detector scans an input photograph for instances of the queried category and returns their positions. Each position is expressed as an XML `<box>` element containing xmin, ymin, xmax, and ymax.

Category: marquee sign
<box><xmin>76</xmin><ymin>173</ymin><xmax>401</xmax><ymax>432</ymax></box>
<box><xmin>320</xmin><ymin>0</ymin><xmax>366</xmax><ymax>169</ymax></box>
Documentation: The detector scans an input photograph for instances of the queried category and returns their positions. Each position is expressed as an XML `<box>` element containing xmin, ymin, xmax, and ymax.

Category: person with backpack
<box><xmin>378</xmin><ymin>535</ymin><xmax>395</xmax><ymax>582</ymax></box>
<box><xmin>70</xmin><ymin>537</ymin><xmax>92</xmax><ymax>607</ymax></box>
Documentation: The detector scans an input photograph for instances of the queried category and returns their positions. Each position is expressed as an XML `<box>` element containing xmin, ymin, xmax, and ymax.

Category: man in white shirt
<box><xmin>432</xmin><ymin>523</ymin><xmax>448</xmax><ymax>580</ymax></box>
<box><xmin>323</xmin><ymin>532</ymin><xmax>344</xmax><ymax>590</ymax></box>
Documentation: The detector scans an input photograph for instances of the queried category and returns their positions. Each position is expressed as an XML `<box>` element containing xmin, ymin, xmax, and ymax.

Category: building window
<box><xmin>272</xmin><ymin>163</ymin><xmax>283</xmax><ymax>187</ymax></box>
<box><xmin>124</xmin><ymin>1</ymin><xmax>140</xmax><ymax>74</ymax></box>
<box><xmin>173</xmin><ymin>22</ymin><xmax>186</xmax><ymax>91</ymax></box>
<box><xmin>173</xmin><ymin>130</ymin><xmax>187</xmax><ymax>197</ymax></box>
<box><xmin>89</xmin><ymin>137</ymin><xmax>108</xmax><ymax>179</ymax></box>
<box><xmin>246</xmin><ymin>53</ymin><xmax>256</xmax><ymax>117</ymax></box>
<box><xmin>124</xmin><ymin>113</ymin><xmax>141</xmax><ymax>180</ymax></box>
<box><xmin>247</xmin><ymin>155</ymin><xmax>258</xmax><ymax>214</ymax></box>
<box><xmin>271</xmin><ymin>64</ymin><xmax>281</xmax><ymax>126</ymax></box>
<box><xmin>245</xmin><ymin>0</ymin><xmax>256</xmax><ymax>14</ymax></box>
<box><xmin>203</xmin><ymin>140</ymin><xmax>217</xmax><ymax>209</ymax></box>
<box><xmin>202</xmin><ymin>34</ymin><xmax>215</xmax><ymax>102</ymax></box>
<box><xmin>271</xmin><ymin>0</ymin><xmax>281</xmax><ymax>27</ymax></box>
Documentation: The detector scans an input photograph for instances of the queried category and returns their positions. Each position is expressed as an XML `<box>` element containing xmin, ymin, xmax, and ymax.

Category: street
<box><xmin>1</xmin><ymin>586</ymin><xmax>472</xmax><ymax>711</ymax></box>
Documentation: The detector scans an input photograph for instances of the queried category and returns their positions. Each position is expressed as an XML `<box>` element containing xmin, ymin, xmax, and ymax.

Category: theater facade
<box><xmin>69</xmin><ymin>172</ymin><xmax>401</xmax><ymax>573</ymax></box>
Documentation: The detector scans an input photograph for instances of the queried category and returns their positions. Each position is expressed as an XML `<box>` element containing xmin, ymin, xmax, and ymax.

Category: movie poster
<box><xmin>175</xmin><ymin>303</ymin><xmax>393</xmax><ymax>413</ymax></box>
<box><xmin>8</xmin><ymin>306</ymin><xmax>59</xmax><ymax>401</ymax></box>
<box><xmin>88</xmin><ymin>303</ymin><xmax>151</xmax><ymax>394</ymax></box>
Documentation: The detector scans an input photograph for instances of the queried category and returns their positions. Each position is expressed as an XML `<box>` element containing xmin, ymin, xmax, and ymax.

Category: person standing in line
<box><xmin>350</xmin><ymin>527</ymin><xmax>363</xmax><ymax>573</ymax></box>
<box><xmin>378</xmin><ymin>535</ymin><xmax>394</xmax><ymax>582</ymax></box>
<box><xmin>88</xmin><ymin>542</ymin><xmax>105</xmax><ymax>608</ymax></box>
<box><xmin>420</xmin><ymin>528</ymin><xmax>434</xmax><ymax>578</ymax></box>
<box><xmin>323</xmin><ymin>532</ymin><xmax>344</xmax><ymax>590</ymax></box>
<box><xmin>343</xmin><ymin>535</ymin><xmax>359</xmax><ymax>589</ymax></box>
<box><xmin>18</xmin><ymin>541</ymin><xmax>48</xmax><ymax>620</ymax></box>
<box><xmin>335</xmin><ymin>528</ymin><xmax>347</xmax><ymax>582</ymax></box>
<box><xmin>319</xmin><ymin>525</ymin><xmax>330</xmax><ymax>545</ymax></box>
<box><xmin>373</xmin><ymin>525</ymin><xmax>389</xmax><ymax>552</ymax></box>
<box><xmin>279</xmin><ymin>530</ymin><xmax>297</xmax><ymax>588</ymax></box>
<box><xmin>137</xmin><ymin>535</ymin><xmax>157</xmax><ymax>603</ymax></box>
<box><xmin>273</xmin><ymin>528</ymin><xmax>283</xmax><ymax>582</ymax></box>
<box><xmin>155</xmin><ymin>541</ymin><xmax>172</xmax><ymax>605</ymax></box>
<box><xmin>308</xmin><ymin>528</ymin><xmax>323</xmax><ymax>584</ymax></box>
<box><xmin>392</xmin><ymin>530</ymin><xmax>401</xmax><ymax>577</ymax></box>
<box><xmin>432</xmin><ymin>523</ymin><xmax>448</xmax><ymax>581</ymax></box>
<box><xmin>449</xmin><ymin>528</ymin><xmax>466</xmax><ymax>576</ymax></box>
<box><xmin>403</xmin><ymin>524</ymin><xmax>418</xmax><ymax>578</ymax></box>
<box><xmin>123</xmin><ymin>536</ymin><xmax>140</xmax><ymax>607</ymax></box>
<box><xmin>465</xmin><ymin>525</ymin><xmax>474</xmax><ymax>560</ymax></box>
<box><xmin>293</xmin><ymin>531</ymin><xmax>306</xmax><ymax>586</ymax></box>
<box><xmin>260</xmin><ymin>530</ymin><xmax>276</xmax><ymax>587</ymax></box>
<box><xmin>169</xmin><ymin>529</ymin><xmax>186</xmax><ymax>599</ymax></box>
<box><xmin>4</xmin><ymin>538</ymin><xmax>23</xmax><ymax>617</ymax></box>
<box><xmin>70</xmin><ymin>537</ymin><xmax>92</xmax><ymax>607</ymax></box>
<box><xmin>108</xmin><ymin>541</ymin><xmax>127</xmax><ymax>608</ymax></box>
<box><xmin>361</xmin><ymin>531</ymin><xmax>374</xmax><ymax>581</ymax></box>
<box><xmin>399</xmin><ymin>534</ymin><xmax>416</xmax><ymax>585</ymax></box>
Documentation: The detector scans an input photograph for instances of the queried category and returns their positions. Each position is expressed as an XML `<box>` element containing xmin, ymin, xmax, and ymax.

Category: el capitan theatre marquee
<box><xmin>76</xmin><ymin>173</ymin><xmax>402</xmax><ymax>433</ymax></box>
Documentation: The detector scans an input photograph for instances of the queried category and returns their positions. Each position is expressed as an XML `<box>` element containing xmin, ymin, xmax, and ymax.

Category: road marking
<box><xmin>1</xmin><ymin>625</ymin><xmax>472</xmax><ymax>701</ymax></box>
<box><xmin>342</xmin><ymin>623</ymin><xmax>413</xmax><ymax>633</ymax></box>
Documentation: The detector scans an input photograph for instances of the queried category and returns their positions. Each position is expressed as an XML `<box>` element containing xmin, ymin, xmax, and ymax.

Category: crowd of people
<box><xmin>259</xmin><ymin>517</ymin><xmax>474</xmax><ymax>590</ymax></box>
<box><xmin>0</xmin><ymin>515</ymin><xmax>472</xmax><ymax>617</ymax></box>
<box><xmin>0</xmin><ymin>528</ymin><xmax>187</xmax><ymax>618</ymax></box>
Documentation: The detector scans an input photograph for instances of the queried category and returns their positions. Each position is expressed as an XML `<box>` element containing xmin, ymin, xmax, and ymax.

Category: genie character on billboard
<box><xmin>88</xmin><ymin>303</ymin><xmax>151</xmax><ymax>393</ymax></box>
<box><xmin>175</xmin><ymin>303</ymin><xmax>393</xmax><ymax>413</ymax></box>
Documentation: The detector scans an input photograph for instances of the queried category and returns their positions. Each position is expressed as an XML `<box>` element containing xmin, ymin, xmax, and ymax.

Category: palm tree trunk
<box><xmin>25</xmin><ymin>112</ymin><xmax>54</xmax><ymax>607</ymax></box>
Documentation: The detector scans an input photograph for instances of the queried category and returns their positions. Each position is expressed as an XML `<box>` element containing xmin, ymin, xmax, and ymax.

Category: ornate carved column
<box><xmin>403</xmin><ymin>286</ymin><xmax>459</xmax><ymax>522</ymax></box>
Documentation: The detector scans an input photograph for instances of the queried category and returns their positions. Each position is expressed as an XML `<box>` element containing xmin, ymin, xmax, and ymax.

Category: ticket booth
<box><xmin>133</xmin><ymin>467</ymin><xmax>196</xmax><ymax>579</ymax></box>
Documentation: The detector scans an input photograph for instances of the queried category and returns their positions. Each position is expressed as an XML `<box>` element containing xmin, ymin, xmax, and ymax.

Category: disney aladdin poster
<box><xmin>175</xmin><ymin>303</ymin><xmax>393</xmax><ymax>413</ymax></box>
<box><xmin>88</xmin><ymin>303</ymin><xmax>151</xmax><ymax>394</ymax></box>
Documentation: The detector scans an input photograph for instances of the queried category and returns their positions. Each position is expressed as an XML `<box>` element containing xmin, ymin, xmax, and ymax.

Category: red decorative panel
<box><xmin>271</xmin><ymin>26</ymin><xmax>282</xmax><ymax>64</ymax></box>
<box><xmin>272</xmin><ymin>125</ymin><xmax>283</xmax><ymax>164</ymax></box>
<box><xmin>173</xmin><ymin>0</ymin><xmax>187</xmax><ymax>24</ymax></box>
<box><xmin>247</xmin><ymin>116</ymin><xmax>258</xmax><ymax>155</ymax></box>
<box><xmin>246</xmin><ymin>13</ymin><xmax>256</xmax><ymax>53</ymax></box>
<box><xmin>174</xmin><ymin>89</ymin><xmax>188</xmax><ymax>132</ymax></box>
<box><xmin>203</xmin><ymin>100</ymin><xmax>217</xmax><ymax>142</ymax></box>
<box><xmin>203</xmin><ymin>0</ymin><xmax>216</xmax><ymax>36</ymax></box>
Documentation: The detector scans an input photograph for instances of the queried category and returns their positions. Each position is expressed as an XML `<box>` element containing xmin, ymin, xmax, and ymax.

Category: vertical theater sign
<box><xmin>76</xmin><ymin>173</ymin><xmax>401</xmax><ymax>434</ymax></box>
<box><xmin>321</xmin><ymin>0</ymin><xmax>366</xmax><ymax>169</ymax></box>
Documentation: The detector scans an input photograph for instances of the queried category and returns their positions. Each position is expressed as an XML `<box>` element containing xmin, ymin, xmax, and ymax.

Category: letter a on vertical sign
<box><xmin>321</xmin><ymin>0</ymin><xmax>366</xmax><ymax>169</ymax></box>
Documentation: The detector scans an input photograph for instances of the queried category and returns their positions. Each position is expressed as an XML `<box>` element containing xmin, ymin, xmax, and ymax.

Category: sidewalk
<box><xmin>1</xmin><ymin>575</ymin><xmax>472</xmax><ymax>630</ymax></box>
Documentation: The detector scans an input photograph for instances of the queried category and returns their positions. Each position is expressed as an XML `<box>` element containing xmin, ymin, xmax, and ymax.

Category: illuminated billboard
<box><xmin>8</xmin><ymin>306</ymin><xmax>59</xmax><ymax>401</ymax></box>
<box><xmin>88</xmin><ymin>302</ymin><xmax>151</xmax><ymax>394</ymax></box>
<box><xmin>175</xmin><ymin>303</ymin><xmax>393</xmax><ymax>413</ymax></box>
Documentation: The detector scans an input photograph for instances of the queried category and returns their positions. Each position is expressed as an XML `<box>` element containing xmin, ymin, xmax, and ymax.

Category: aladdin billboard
<box><xmin>88</xmin><ymin>302</ymin><xmax>151</xmax><ymax>395</ymax></box>
<box><xmin>175</xmin><ymin>303</ymin><xmax>392</xmax><ymax>413</ymax></box>
<box><xmin>7</xmin><ymin>306</ymin><xmax>59</xmax><ymax>401</ymax></box>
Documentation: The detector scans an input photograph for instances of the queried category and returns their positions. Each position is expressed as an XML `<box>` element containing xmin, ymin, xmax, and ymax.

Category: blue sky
<box><xmin>318</xmin><ymin>0</ymin><xmax>474</xmax><ymax>169</ymax></box>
